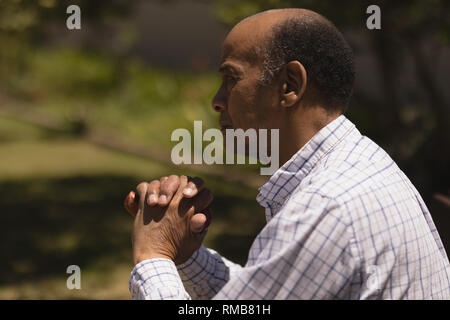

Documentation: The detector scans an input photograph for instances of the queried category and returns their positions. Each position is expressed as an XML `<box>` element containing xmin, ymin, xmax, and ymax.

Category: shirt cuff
<box><xmin>129</xmin><ymin>258</ymin><xmax>190</xmax><ymax>300</ymax></box>
<box><xmin>176</xmin><ymin>245</ymin><xmax>215</xmax><ymax>287</ymax></box>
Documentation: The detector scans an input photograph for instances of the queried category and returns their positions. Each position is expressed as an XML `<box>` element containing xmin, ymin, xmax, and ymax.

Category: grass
<box><xmin>0</xmin><ymin>115</ymin><xmax>266</xmax><ymax>299</ymax></box>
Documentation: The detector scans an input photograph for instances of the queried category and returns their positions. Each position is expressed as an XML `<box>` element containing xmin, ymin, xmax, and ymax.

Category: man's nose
<box><xmin>211</xmin><ymin>86</ymin><xmax>226</xmax><ymax>113</ymax></box>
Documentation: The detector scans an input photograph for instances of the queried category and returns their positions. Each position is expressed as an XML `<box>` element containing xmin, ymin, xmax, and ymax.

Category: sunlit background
<box><xmin>0</xmin><ymin>0</ymin><xmax>449</xmax><ymax>299</ymax></box>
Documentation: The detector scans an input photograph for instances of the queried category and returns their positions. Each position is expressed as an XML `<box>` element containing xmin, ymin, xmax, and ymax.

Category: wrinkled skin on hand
<box><xmin>125</xmin><ymin>175</ymin><xmax>213</xmax><ymax>266</ymax></box>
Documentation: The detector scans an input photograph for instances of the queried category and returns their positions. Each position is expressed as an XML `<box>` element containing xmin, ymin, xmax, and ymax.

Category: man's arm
<box><xmin>176</xmin><ymin>245</ymin><xmax>243</xmax><ymax>299</ymax></box>
<box><xmin>129</xmin><ymin>195</ymin><xmax>357</xmax><ymax>299</ymax></box>
<box><xmin>128</xmin><ymin>245</ymin><xmax>243</xmax><ymax>300</ymax></box>
<box><xmin>130</xmin><ymin>258</ymin><xmax>191</xmax><ymax>300</ymax></box>
<box><xmin>127</xmin><ymin>175</ymin><xmax>215</xmax><ymax>299</ymax></box>
<box><xmin>210</xmin><ymin>195</ymin><xmax>357</xmax><ymax>299</ymax></box>
<box><xmin>126</xmin><ymin>175</ymin><xmax>247</xmax><ymax>300</ymax></box>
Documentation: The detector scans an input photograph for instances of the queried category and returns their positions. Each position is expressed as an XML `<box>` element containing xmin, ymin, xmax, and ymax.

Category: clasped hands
<box><xmin>124</xmin><ymin>175</ymin><xmax>213</xmax><ymax>266</ymax></box>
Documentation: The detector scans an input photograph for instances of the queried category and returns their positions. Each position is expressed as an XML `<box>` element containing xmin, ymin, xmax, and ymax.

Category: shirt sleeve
<box><xmin>128</xmin><ymin>248</ymin><xmax>243</xmax><ymax>300</ymax></box>
<box><xmin>210</xmin><ymin>195</ymin><xmax>359</xmax><ymax>299</ymax></box>
<box><xmin>129</xmin><ymin>258</ymin><xmax>191</xmax><ymax>300</ymax></box>
<box><xmin>129</xmin><ymin>194</ymin><xmax>358</xmax><ymax>300</ymax></box>
<box><xmin>176</xmin><ymin>245</ymin><xmax>243</xmax><ymax>299</ymax></box>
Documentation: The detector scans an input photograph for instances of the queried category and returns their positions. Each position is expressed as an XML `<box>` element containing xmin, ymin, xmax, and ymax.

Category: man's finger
<box><xmin>190</xmin><ymin>207</ymin><xmax>212</xmax><ymax>233</ymax></box>
<box><xmin>192</xmin><ymin>215</ymin><xmax>209</xmax><ymax>243</ymax></box>
<box><xmin>183</xmin><ymin>176</ymin><xmax>205</xmax><ymax>198</ymax></box>
<box><xmin>191</xmin><ymin>188</ymin><xmax>214</xmax><ymax>212</ymax></box>
<box><xmin>136</xmin><ymin>182</ymin><xmax>149</xmax><ymax>216</ymax></box>
<box><xmin>157</xmin><ymin>176</ymin><xmax>168</xmax><ymax>205</ymax></box>
<box><xmin>190</xmin><ymin>212</ymin><xmax>207</xmax><ymax>233</ymax></box>
<box><xmin>136</xmin><ymin>182</ymin><xmax>148</xmax><ymax>200</ymax></box>
<box><xmin>203</xmin><ymin>207</ymin><xmax>213</xmax><ymax>230</ymax></box>
<box><xmin>158</xmin><ymin>175</ymin><xmax>180</xmax><ymax>206</ymax></box>
<box><xmin>124</xmin><ymin>191</ymin><xmax>139</xmax><ymax>217</ymax></box>
<box><xmin>146</xmin><ymin>180</ymin><xmax>161</xmax><ymax>206</ymax></box>
<box><xmin>172</xmin><ymin>175</ymin><xmax>189</xmax><ymax>203</ymax></box>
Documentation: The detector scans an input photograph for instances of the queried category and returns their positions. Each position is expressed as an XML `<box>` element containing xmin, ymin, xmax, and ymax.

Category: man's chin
<box><xmin>223</xmin><ymin>141</ymin><xmax>258</xmax><ymax>159</ymax></box>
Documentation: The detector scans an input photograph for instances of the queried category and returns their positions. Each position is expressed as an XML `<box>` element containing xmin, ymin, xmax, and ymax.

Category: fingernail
<box><xmin>125</xmin><ymin>192</ymin><xmax>134</xmax><ymax>207</ymax></box>
<box><xmin>159</xmin><ymin>195</ymin><xmax>167</xmax><ymax>204</ymax></box>
<box><xmin>149</xmin><ymin>194</ymin><xmax>158</xmax><ymax>204</ymax></box>
<box><xmin>183</xmin><ymin>188</ymin><xmax>193</xmax><ymax>195</ymax></box>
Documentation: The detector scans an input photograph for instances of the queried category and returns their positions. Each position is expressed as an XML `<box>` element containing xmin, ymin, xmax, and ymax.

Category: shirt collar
<box><xmin>256</xmin><ymin>115</ymin><xmax>355</xmax><ymax>219</ymax></box>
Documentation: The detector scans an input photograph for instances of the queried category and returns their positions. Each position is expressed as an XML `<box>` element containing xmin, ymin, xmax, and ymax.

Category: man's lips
<box><xmin>220</xmin><ymin>122</ymin><xmax>233</xmax><ymax>130</ymax></box>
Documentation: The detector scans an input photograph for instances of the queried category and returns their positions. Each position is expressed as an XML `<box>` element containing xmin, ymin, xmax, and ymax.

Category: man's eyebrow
<box><xmin>219</xmin><ymin>62</ymin><xmax>243</xmax><ymax>74</ymax></box>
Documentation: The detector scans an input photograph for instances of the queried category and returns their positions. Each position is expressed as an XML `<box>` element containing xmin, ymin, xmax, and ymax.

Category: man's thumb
<box><xmin>190</xmin><ymin>212</ymin><xmax>207</xmax><ymax>233</ymax></box>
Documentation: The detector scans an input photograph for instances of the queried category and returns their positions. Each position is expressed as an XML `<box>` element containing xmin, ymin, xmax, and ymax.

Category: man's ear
<box><xmin>280</xmin><ymin>61</ymin><xmax>307</xmax><ymax>108</ymax></box>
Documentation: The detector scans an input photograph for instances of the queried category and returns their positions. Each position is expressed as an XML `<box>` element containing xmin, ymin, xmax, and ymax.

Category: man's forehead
<box><xmin>220</xmin><ymin>27</ymin><xmax>264</xmax><ymax>66</ymax></box>
<box><xmin>219</xmin><ymin>10</ymin><xmax>290</xmax><ymax>66</ymax></box>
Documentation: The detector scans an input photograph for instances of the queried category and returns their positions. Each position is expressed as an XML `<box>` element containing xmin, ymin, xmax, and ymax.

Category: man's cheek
<box><xmin>226</xmin><ymin>96</ymin><xmax>240</xmax><ymax>127</ymax></box>
<box><xmin>228</xmin><ymin>96</ymin><xmax>256</xmax><ymax>129</ymax></box>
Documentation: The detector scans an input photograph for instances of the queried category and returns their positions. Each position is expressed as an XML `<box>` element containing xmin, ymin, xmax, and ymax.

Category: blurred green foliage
<box><xmin>2</xmin><ymin>45</ymin><xmax>220</xmax><ymax>149</ymax></box>
<box><xmin>0</xmin><ymin>0</ymin><xmax>133</xmax><ymax>32</ymax></box>
<box><xmin>212</xmin><ymin>0</ymin><xmax>450</xmax><ymax>43</ymax></box>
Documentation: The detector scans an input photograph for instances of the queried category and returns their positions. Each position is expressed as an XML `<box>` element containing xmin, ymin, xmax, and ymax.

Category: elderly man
<box><xmin>125</xmin><ymin>8</ymin><xmax>450</xmax><ymax>299</ymax></box>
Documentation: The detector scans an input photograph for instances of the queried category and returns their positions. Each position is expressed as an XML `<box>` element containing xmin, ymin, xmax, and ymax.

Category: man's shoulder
<box><xmin>293</xmin><ymin>135</ymin><xmax>409</xmax><ymax>206</ymax></box>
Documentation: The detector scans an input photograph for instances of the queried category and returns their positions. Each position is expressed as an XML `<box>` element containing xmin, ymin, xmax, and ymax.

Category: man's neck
<box><xmin>278</xmin><ymin>107</ymin><xmax>341</xmax><ymax>166</ymax></box>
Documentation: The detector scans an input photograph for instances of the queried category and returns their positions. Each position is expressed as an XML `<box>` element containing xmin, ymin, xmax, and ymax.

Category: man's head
<box><xmin>212</xmin><ymin>8</ymin><xmax>355</xmax><ymax>137</ymax></box>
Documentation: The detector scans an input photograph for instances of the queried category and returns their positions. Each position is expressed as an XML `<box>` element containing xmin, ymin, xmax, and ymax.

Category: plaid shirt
<box><xmin>129</xmin><ymin>115</ymin><xmax>450</xmax><ymax>299</ymax></box>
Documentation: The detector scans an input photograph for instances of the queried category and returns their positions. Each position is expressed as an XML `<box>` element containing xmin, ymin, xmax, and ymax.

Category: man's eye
<box><xmin>225</xmin><ymin>75</ymin><xmax>237</xmax><ymax>83</ymax></box>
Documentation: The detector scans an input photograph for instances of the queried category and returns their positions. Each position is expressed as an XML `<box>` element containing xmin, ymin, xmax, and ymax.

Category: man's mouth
<box><xmin>220</xmin><ymin>122</ymin><xmax>233</xmax><ymax>130</ymax></box>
